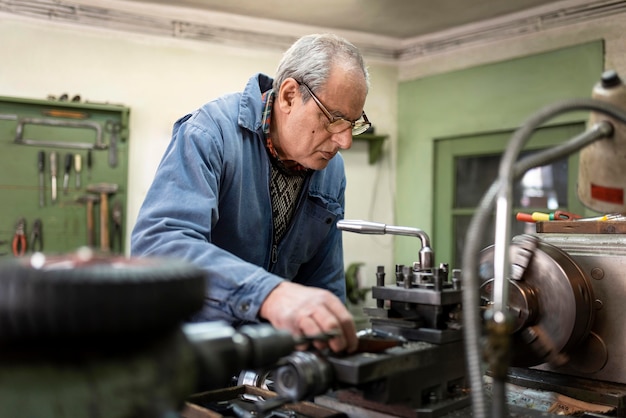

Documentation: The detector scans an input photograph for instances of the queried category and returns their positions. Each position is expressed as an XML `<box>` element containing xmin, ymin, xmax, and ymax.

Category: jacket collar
<box><xmin>238</xmin><ymin>73</ymin><xmax>274</xmax><ymax>132</ymax></box>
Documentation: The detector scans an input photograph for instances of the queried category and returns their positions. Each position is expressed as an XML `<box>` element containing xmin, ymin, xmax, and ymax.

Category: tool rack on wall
<box><xmin>0</xmin><ymin>96</ymin><xmax>130</xmax><ymax>257</ymax></box>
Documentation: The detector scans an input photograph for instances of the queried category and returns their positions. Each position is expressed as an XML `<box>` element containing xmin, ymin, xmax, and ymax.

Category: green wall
<box><xmin>395</xmin><ymin>41</ymin><xmax>604</xmax><ymax>265</ymax></box>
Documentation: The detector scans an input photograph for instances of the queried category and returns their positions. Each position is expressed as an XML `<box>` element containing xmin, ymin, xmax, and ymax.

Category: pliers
<box><xmin>30</xmin><ymin>219</ymin><xmax>43</xmax><ymax>252</ymax></box>
<box><xmin>12</xmin><ymin>218</ymin><xmax>27</xmax><ymax>256</ymax></box>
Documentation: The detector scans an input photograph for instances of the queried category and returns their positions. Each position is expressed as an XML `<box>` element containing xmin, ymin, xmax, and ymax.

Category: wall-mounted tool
<box><xmin>77</xmin><ymin>194</ymin><xmax>100</xmax><ymax>248</ymax></box>
<box><xmin>50</xmin><ymin>152</ymin><xmax>58</xmax><ymax>204</ymax></box>
<box><xmin>87</xmin><ymin>149</ymin><xmax>92</xmax><ymax>180</ymax></box>
<box><xmin>87</xmin><ymin>183</ymin><xmax>118</xmax><ymax>252</ymax></box>
<box><xmin>12</xmin><ymin>218</ymin><xmax>27</xmax><ymax>257</ymax></box>
<box><xmin>63</xmin><ymin>153</ymin><xmax>73</xmax><ymax>195</ymax></box>
<box><xmin>74</xmin><ymin>154</ymin><xmax>82</xmax><ymax>189</ymax></box>
<box><xmin>30</xmin><ymin>219</ymin><xmax>43</xmax><ymax>252</ymax></box>
<box><xmin>37</xmin><ymin>151</ymin><xmax>45</xmax><ymax>207</ymax></box>
<box><xmin>15</xmin><ymin>117</ymin><xmax>106</xmax><ymax>150</ymax></box>
<box><xmin>41</xmin><ymin>109</ymin><xmax>89</xmax><ymax>119</ymax></box>
<box><xmin>111</xmin><ymin>200</ymin><xmax>123</xmax><ymax>254</ymax></box>
<box><xmin>105</xmin><ymin>120</ymin><xmax>121</xmax><ymax>168</ymax></box>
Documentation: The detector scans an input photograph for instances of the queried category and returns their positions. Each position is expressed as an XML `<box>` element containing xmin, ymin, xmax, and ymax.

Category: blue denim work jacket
<box><xmin>130</xmin><ymin>73</ymin><xmax>347</xmax><ymax>325</ymax></box>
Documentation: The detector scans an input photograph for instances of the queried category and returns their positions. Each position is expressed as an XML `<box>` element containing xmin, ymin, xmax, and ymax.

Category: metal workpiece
<box><xmin>14</xmin><ymin>117</ymin><xmax>107</xmax><ymax>150</ymax></box>
<box><xmin>274</xmin><ymin>351</ymin><xmax>334</xmax><ymax>401</ymax></box>
<box><xmin>337</xmin><ymin>219</ymin><xmax>434</xmax><ymax>268</ymax></box>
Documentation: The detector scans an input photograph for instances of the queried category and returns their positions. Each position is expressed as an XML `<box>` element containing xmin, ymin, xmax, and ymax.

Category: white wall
<box><xmin>0</xmin><ymin>15</ymin><xmax>398</xmax><ymax>295</ymax></box>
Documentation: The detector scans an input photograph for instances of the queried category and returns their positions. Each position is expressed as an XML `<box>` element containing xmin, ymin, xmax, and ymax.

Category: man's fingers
<box><xmin>310</xmin><ymin>304</ymin><xmax>356</xmax><ymax>353</ymax></box>
<box><xmin>320</xmin><ymin>299</ymin><xmax>358</xmax><ymax>352</ymax></box>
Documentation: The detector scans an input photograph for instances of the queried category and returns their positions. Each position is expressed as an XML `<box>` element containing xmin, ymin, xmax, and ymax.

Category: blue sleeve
<box><xmin>130</xmin><ymin>115</ymin><xmax>283</xmax><ymax>324</ymax></box>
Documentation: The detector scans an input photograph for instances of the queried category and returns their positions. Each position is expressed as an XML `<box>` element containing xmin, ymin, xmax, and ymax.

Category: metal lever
<box><xmin>337</xmin><ymin>219</ymin><xmax>434</xmax><ymax>268</ymax></box>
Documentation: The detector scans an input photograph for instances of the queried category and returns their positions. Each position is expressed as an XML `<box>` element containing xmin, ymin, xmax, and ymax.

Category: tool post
<box><xmin>63</xmin><ymin>153</ymin><xmax>72</xmax><ymax>194</ymax></box>
<box><xmin>50</xmin><ymin>151</ymin><xmax>58</xmax><ymax>204</ymax></box>
<box><xmin>37</xmin><ymin>150</ymin><xmax>45</xmax><ymax>207</ymax></box>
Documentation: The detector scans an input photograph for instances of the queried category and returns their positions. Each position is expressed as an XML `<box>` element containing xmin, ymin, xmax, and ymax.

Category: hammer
<box><xmin>77</xmin><ymin>194</ymin><xmax>100</xmax><ymax>248</ymax></box>
<box><xmin>86</xmin><ymin>183</ymin><xmax>118</xmax><ymax>252</ymax></box>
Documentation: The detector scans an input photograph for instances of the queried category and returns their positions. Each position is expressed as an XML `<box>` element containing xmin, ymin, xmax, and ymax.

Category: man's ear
<box><xmin>276</xmin><ymin>78</ymin><xmax>299</xmax><ymax>114</ymax></box>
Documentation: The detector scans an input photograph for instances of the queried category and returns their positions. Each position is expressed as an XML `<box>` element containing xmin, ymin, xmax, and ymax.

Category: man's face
<box><xmin>273</xmin><ymin>66</ymin><xmax>368</xmax><ymax>170</ymax></box>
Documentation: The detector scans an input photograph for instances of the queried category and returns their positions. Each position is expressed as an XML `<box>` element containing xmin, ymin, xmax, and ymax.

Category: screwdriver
<box><xmin>63</xmin><ymin>153</ymin><xmax>73</xmax><ymax>194</ymax></box>
<box><xmin>37</xmin><ymin>151</ymin><xmax>45</xmax><ymax>207</ymax></box>
<box><xmin>50</xmin><ymin>151</ymin><xmax>58</xmax><ymax>204</ymax></box>
<box><xmin>87</xmin><ymin>149</ymin><xmax>93</xmax><ymax>180</ymax></box>
<box><xmin>74</xmin><ymin>154</ymin><xmax>82</xmax><ymax>189</ymax></box>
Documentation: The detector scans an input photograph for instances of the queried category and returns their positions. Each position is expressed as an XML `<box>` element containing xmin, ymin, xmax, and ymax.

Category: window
<box><xmin>434</xmin><ymin>123</ymin><xmax>586</xmax><ymax>269</ymax></box>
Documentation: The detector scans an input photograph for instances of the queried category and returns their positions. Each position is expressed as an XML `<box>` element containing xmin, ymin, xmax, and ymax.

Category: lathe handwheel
<box><xmin>0</xmin><ymin>248</ymin><xmax>206</xmax><ymax>343</ymax></box>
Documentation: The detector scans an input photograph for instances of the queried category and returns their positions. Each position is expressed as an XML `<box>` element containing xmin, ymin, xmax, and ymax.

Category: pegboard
<box><xmin>0</xmin><ymin>95</ymin><xmax>130</xmax><ymax>257</ymax></box>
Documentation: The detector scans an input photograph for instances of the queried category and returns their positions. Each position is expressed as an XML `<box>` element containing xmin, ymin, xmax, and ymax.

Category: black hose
<box><xmin>462</xmin><ymin>98</ymin><xmax>626</xmax><ymax>418</ymax></box>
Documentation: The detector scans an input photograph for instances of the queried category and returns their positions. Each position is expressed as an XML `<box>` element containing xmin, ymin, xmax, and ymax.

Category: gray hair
<box><xmin>273</xmin><ymin>33</ymin><xmax>370</xmax><ymax>100</ymax></box>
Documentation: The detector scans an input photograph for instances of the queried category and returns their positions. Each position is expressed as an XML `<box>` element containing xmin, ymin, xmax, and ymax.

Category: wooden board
<box><xmin>536</xmin><ymin>221</ymin><xmax>626</xmax><ymax>234</ymax></box>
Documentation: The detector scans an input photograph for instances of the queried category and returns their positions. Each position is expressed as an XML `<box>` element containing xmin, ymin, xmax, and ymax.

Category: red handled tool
<box><xmin>12</xmin><ymin>218</ymin><xmax>27</xmax><ymax>256</ymax></box>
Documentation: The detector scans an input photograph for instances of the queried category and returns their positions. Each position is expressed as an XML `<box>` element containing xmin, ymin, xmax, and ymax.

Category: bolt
<box><xmin>591</xmin><ymin>268</ymin><xmax>604</xmax><ymax>280</ymax></box>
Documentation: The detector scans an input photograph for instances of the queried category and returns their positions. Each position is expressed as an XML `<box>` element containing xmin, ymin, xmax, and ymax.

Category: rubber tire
<box><xmin>0</xmin><ymin>251</ymin><xmax>206</xmax><ymax>343</ymax></box>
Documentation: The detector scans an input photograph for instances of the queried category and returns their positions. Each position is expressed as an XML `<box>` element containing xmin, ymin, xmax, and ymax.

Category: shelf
<box><xmin>353</xmin><ymin>133</ymin><xmax>387</xmax><ymax>164</ymax></box>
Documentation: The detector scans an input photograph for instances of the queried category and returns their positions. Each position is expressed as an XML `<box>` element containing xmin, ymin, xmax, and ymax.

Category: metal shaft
<box><xmin>50</xmin><ymin>152</ymin><xmax>57</xmax><ymax>204</ymax></box>
<box><xmin>63</xmin><ymin>153</ymin><xmax>72</xmax><ymax>194</ymax></box>
<box><xmin>74</xmin><ymin>154</ymin><xmax>82</xmax><ymax>189</ymax></box>
<box><xmin>37</xmin><ymin>151</ymin><xmax>45</xmax><ymax>207</ymax></box>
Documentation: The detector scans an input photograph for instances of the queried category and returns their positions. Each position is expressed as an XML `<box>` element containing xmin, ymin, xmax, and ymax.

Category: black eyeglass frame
<box><xmin>297</xmin><ymin>80</ymin><xmax>371</xmax><ymax>136</ymax></box>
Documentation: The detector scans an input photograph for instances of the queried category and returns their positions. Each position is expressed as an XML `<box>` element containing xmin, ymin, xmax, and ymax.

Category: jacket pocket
<box><xmin>285</xmin><ymin>195</ymin><xmax>342</xmax><ymax>265</ymax></box>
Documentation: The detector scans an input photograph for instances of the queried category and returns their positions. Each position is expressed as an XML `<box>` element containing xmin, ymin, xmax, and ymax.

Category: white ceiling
<box><xmin>3</xmin><ymin>0</ymin><xmax>619</xmax><ymax>63</ymax></box>
<box><xmin>118</xmin><ymin>0</ymin><xmax>566</xmax><ymax>39</ymax></box>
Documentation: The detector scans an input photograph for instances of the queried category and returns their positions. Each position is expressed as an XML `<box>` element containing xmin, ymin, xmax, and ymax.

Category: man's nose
<box><xmin>332</xmin><ymin>129</ymin><xmax>353</xmax><ymax>150</ymax></box>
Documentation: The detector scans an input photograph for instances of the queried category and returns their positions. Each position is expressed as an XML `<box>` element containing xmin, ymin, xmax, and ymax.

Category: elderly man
<box><xmin>131</xmin><ymin>33</ymin><xmax>370</xmax><ymax>353</ymax></box>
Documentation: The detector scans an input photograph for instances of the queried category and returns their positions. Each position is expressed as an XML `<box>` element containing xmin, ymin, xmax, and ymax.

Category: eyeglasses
<box><xmin>298</xmin><ymin>81</ymin><xmax>371</xmax><ymax>136</ymax></box>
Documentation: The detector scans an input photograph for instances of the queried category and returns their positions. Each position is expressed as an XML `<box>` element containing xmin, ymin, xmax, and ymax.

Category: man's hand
<box><xmin>259</xmin><ymin>281</ymin><xmax>358</xmax><ymax>353</ymax></box>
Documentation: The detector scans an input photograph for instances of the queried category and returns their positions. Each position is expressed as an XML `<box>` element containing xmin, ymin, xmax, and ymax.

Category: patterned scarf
<box><xmin>261</xmin><ymin>89</ymin><xmax>310</xmax><ymax>243</ymax></box>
